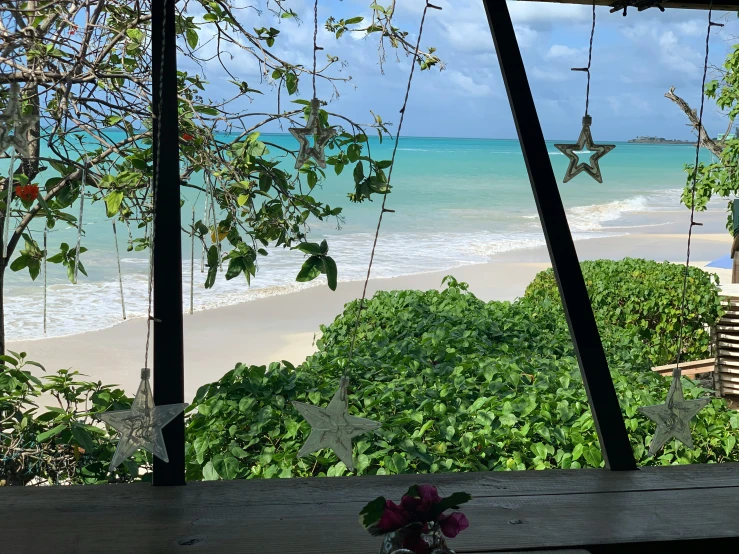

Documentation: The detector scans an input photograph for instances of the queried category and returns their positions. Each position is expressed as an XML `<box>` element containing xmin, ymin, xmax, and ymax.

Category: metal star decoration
<box><xmin>98</xmin><ymin>368</ymin><xmax>187</xmax><ymax>470</ymax></box>
<box><xmin>554</xmin><ymin>115</ymin><xmax>615</xmax><ymax>183</ymax></box>
<box><xmin>292</xmin><ymin>376</ymin><xmax>381</xmax><ymax>471</ymax></box>
<box><xmin>289</xmin><ymin>97</ymin><xmax>336</xmax><ymax>169</ymax></box>
<box><xmin>638</xmin><ymin>370</ymin><xmax>712</xmax><ymax>457</ymax></box>
<box><xmin>0</xmin><ymin>83</ymin><xmax>39</xmax><ymax>158</ymax></box>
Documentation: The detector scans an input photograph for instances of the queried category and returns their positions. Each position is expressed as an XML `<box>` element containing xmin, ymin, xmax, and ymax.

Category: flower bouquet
<box><xmin>359</xmin><ymin>484</ymin><xmax>471</xmax><ymax>554</ymax></box>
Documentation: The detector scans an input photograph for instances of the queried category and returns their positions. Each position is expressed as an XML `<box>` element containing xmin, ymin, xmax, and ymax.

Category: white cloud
<box><xmin>544</xmin><ymin>44</ymin><xmax>583</xmax><ymax>60</ymax></box>
<box><xmin>513</xmin><ymin>25</ymin><xmax>539</xmax><ymax>49</ymax></box>
<box><xmin>447</xmin><ymin>70</ymin><xmax>493</xmax><ymax>97</ymax></box>
<box><xmin>531</xmin><ymin>66</ymin><xmax>568</xmax><ymax>82</ymax></box>
<box><xmin>508</xmin><ymin>2</ymin><xmax>590</xmax><ymax>26</ymax></box>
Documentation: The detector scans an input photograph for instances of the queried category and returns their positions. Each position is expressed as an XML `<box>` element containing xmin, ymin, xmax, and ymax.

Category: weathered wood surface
<box><xmin>1</xmin><ymin>464</ymin><xmax>737</xmax><ymax>553</ymax></box>
<box><xmin>517</xmin><ymin>0</ymin><xmax>739</xmax><ymax>10</ymax></box>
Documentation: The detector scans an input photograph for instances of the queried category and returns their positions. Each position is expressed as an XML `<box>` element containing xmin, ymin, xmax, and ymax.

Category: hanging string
<box><xmin>344</xmin><ymin>2</ymin><xmax>440</xmax><ymax>373</ymax></box>
<box><xmin>675</xmin><ymin>1</ymin><xmax>718</xmax><ymax>383</ymax></box>
<box><xmin>201</xmin><ymin>193</ymin><xmax>208</xmax><ymax>272</ymax></box>
<box><xmin>73</xmin><ymin>156</ymin><xmax>87</xmax><ymax>284</ymax></box>
<box><xmin>572</xmin><ymin>2</ymin><xmax>596</xmax><ymax>117</ymax></box>
<box><xmin>190</xmin><ymin>206</ymin><xmax>195</xmax><ymax>315</ymax></box>
<box><xmin>112</xmin><ymin>220</ymin><xmax>126</xmax><ymax>320</ymax></box>
<box><xmin>144</xmin><ymin>0</ymin><xmax>170</xmax><ymax>371</ymax></box>
<box><xmin>312</xmin><ymin>0</ymin><xmax>318</xmax><ymax>99</ymax></box>
<box><xmin>43</xmin><ymin>224</ymin><xmax>47</xmax><ymax>334</ymax></box>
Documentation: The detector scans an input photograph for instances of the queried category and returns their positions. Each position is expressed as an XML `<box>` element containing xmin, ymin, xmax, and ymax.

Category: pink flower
<box><xmin>439</xmin><ymin>512</ymin><xmax>469</xmax><ymax>538</ymax></box>
<box><xmin>401</xmin><ymin>485</ymin><xmax>442</xmax><ymax>520</ymax></box>
<box><xmin>377</xmin><ymin>500</ymin><xmax>412</xmax><ymax>533</ymax></box>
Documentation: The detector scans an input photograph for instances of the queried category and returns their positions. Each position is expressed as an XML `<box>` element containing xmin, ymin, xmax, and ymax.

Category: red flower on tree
<box><xmin>15</xmin><ymin>184</ymin><xmax>39</xmax><ymax>202</ymax></box>
<box><xmin>182</xmin><ymin>132</ymin><xmax>195</xmax><ymax>142</ymax></box>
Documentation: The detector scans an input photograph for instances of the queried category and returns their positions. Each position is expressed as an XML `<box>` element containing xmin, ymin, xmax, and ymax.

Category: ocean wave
<box><xmin>4</xmin><ymin>187</ymin><xmax>684</xmax><ymax>342</ymax></box>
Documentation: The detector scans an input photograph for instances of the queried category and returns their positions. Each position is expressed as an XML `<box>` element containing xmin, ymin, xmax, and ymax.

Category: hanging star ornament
<box><xmin>0</xmin><ymin>83</ymin><xmax>39</xmax><ymax>158</ymax></box>
<box><xmin>98</xmin><ymin>368</ymin><xmax>187</xmax><ymax>470</ymax></box>
<box><xmin>292</xmin><ymin>376</ymin><xmax>381</xmax><ymax>471</ymax></box>
<box><xmin>289</xmin><ymin>97</ymin><xmax>336</xmax><ymax>169</ymax></box>
<box><xmin>638</xmin><ymin>370</ymin><xmax>712</xmax><ymax>457</ymax></box>
<box><xmin>554</xmin><ymin>115</ymin><xmax>615</xmax><ymax>183</ymax></box>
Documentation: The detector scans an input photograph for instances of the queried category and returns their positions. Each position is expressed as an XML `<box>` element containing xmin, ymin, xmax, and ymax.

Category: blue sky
<box><xmin>186</xmin><ymin>1</ymin><xmax>739</xmax><ymax>141</ymax></box>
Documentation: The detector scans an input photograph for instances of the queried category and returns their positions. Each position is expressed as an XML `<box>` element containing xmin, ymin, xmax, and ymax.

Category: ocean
<box><xmin>2</xmin><ymin>134</ymin><xmax>712</xmax><ymax>341</ymax></box>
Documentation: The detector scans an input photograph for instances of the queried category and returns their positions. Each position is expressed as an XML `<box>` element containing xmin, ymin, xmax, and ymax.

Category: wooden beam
<box><xmin>151</xmin><ymin>0</ymin><xmax>185</xmax><ymax>485</ymax></box>
<box><xmin>515</xmin><ymin>0</ymin><xmax>739</xmax><ymax>10</ymax></box>
<box><xmin>1</xmin><ymin>465</ymin><xmax>738</xmax><ymax>553</ymax></box>
<box><xmin>481</xmin><ymin>0</ymin><xmax>637</xmax><ymax>471</ymax></box>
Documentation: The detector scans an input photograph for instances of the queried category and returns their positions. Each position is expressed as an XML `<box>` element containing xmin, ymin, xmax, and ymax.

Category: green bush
<box><xmin>185</xmin><ymin>270</ymin><xmax>739</xmax><ymax>480</ymax></box>
<box><xmin>1</xmin><ymin>354</ymin><xmax>143</xmax><ymax>485</ymax></box>
<box><xmin>525</xmin><ymin>258</ymin><xmax>722</xmax><ymax>366</ymax></box>
<box><xmin>5</xmin><ymin>259</ymin><xmax>738</xmax><ymax>485</ymax></box>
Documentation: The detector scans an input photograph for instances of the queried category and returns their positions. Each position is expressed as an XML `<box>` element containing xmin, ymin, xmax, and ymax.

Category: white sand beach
<box><xmin>9</xmin><ymin>206</ymin><xmax>734</xmax><ymax>403</ymax></box>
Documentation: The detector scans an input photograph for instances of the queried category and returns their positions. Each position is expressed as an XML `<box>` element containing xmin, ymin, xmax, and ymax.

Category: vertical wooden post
<box><xmin>152</xmin><ymin>0</ymin><xmax>186</xmax><ymax>485</ymax></box>
<box><xmin>732</xmin><ymin>253</ymin><xmax>739</xmax><ymax>284</ymax></box>
<box><xmin>481</xmin><ymin>0</ymin><xmax>636</xmax><ymax>470</ymax></box>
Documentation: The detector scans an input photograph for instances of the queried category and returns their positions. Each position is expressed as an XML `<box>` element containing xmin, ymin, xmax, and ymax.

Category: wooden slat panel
<box><xmin>717</xmin><ymin>365</ymin><xmax>739</xmax><ymax>374</ymax></box>
<box><xmin>717</xmin><ymin>356</ymin><xmax>739</xmax><ymax>368</ymax></box>
<box><xmin>0</xmin><ymin>465</ymin><xmax>738</xmax><ymax>553</ymax></box>
<box><xmin>518</xmin><ymin>0</ymin><xmax>739</xmax><ymax>10</ymax></box>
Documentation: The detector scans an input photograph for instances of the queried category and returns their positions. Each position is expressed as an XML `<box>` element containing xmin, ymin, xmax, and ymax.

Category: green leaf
<box><xmin>286</xmin><ymin>72</ymin><xmax>298</xmax><ymax>95</ymax></box>
<box><xmin>10</xmin><ymin>256</ymin><xmax>29</xmax><ymax>272</ymax></box>
<box><xmin>295</xmin><ymin>242</ymin><xmax>323</xmax><ymax>256</ymax></box>
<box><xmin>105</xmin><ymin>191</ymin><xmax>124</xmax><ymax>217</ymax></box>
<box><xmin>186</xmin><ymin>28</ymin><xmax>199</xmax><ymax>49</ymax></box>
<box><xmin>37</xmin><ymin>424</ymin><xmax>66</xmax><ymax>442</ymax></box>
<box><xmin>212</xmin><ymin>454</ymin><xmax>241</xmax><ymax>480</ymax></box>
<box><xmin>202</xmin><ymin>461</ymin><xmax>219</xmax><ymax>480</ymax></box>
<box><xmin>71</xmin><ymin>424</ymin><xmax>95</xmax><ymax>452</ymax></box>
<box><xmin>572</xmin><ymin>443</ymin><xmax>584</xmax><ymax>461</ymax></box>
<box><xmin>225</xmin><ymin>258</ymin><xmax>245</xmax><ymax>281</ymax></box>
<box><xmin>353</xmin><ymin>161</ymin><xmax>364</xmax><ymax>184</ymax></box>
<box><xmin>296</xmin><ymin>256</ymin><xmax>323</xmax><ymax>282</ymax></box>
<box><xmin>359</xmin><ymin>496</ymin><xmax>386</xmax><ymax>529</ymax></box>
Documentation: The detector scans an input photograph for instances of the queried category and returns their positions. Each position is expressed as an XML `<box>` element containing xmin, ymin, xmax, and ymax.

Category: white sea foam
<box><xmin>5</xmin><ymin>188</ymin><xmax>684</xmax><ymax>341</ymax></box>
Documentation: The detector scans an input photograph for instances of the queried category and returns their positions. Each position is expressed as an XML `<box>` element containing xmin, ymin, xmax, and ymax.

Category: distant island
<box><xmin>628</xmin><ymin>136</ymin><xmax>695</xmax><ymax>144</ymax></box>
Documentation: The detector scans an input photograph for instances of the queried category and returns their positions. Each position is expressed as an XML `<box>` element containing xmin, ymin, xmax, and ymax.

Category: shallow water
<box><xmin>1</xmin><ymin>134</ymin><xmax>711</xmax><ymax>340</ymax></box>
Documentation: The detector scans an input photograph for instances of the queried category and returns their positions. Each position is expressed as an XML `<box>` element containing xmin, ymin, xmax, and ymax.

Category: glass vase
<box><xmin>379</xmin><ymin>526</ymin><xmax>456</xmax><ymax>554</ymax></box>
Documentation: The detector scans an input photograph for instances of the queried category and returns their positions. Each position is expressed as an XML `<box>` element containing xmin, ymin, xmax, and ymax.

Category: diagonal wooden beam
<box><xmin>481</xmin><ymin>0</ymin><xmax>637</xmax><ymax>470</ymax></box>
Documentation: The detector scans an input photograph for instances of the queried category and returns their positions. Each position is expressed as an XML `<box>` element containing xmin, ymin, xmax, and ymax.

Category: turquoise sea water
<box><xmin>2</xmin><ymin>134</ymin><xmax>711</xmax><ymax>340</ymax></box>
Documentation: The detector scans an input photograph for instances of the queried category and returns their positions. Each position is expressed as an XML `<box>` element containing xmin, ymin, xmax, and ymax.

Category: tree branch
<box><xmin>665</xmin><ymin>86</ymin><xmax>724</xmax><ymax>158</ymax></box>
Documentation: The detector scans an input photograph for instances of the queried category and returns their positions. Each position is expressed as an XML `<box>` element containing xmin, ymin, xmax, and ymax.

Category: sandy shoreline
<box><xmin>10</xmin><ymin>209</ymin><xmax>734</xmax><ymax>401</ymax></box>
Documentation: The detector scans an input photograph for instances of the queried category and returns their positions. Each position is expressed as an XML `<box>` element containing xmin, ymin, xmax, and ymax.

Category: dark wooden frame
<box><xmin>2</xmin><ymin>1</ymin><xmax>739</xmax><ymax>552</ymax></box>
<box><xmin>137</xmin><ymin>0</ymin><xmax>725</xmax><ymax>495</ymax></box>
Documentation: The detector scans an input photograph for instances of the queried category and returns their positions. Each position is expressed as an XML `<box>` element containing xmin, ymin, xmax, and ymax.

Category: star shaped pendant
<box><xmin>98</xmin><ymin>368</ymin><xmax>187</xmax><ymax>471</ymax></box>
<box><xmin>0</xmin><ymin>83</ymin><xmax>39</xmax><ymax>158</ymax></box>
<box><xmin>292</xmin><ymin>376</ymin><xmax>381</xmax><ymax>471</ymax></box>
<box><xmin>639</xmin><ymin>371</ymin><xmax>711</xmax><ymax>457</ymax></box>
<box><xmin>554</xmin><ymin>116</ymin><xmax>615</xmax><ymax>184</ymax></box>
<box><xmin>289</xmin><ymin>97</ymin><xmax>336</xmax><ymax>170</ymax></box>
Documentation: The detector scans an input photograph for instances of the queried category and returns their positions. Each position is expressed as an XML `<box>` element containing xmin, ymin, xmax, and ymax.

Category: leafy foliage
<box><xmin>678</xmin><ymin>44</ymin><xmax>739</xmax><ymax>229</ymax></box>
<box><xmin>5</xmin><ymin>260</ymin><xmax>738</xmax><ymax>485</ymax></box>
<box><xmin>185</xmin><ymin>264</ymin><xmax>739</xmax><ymax>481</ymax></box>
<box><xmin>0</xmin><ymin>353</ymin><xmax>140</xmax><ymax>486</ymax></box>
<box><xmin>525</xmin><ymin>258</ymin><xmax>722</xmax><ymax>366</ymax></box>
<box><xmin>0</xmin><ymin>1</ymin><xmax>443</xmax><ymax>350</ymax></box>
